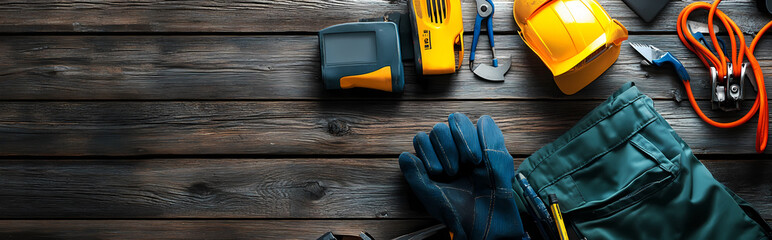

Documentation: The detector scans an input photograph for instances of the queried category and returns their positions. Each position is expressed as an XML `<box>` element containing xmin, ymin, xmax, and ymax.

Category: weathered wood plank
<box><xmin>0</xmin><ymin>219</ymin><xmax>438</xmax><ymax>239</ymax></box>
<box><xmin>0</xmin><ymin>100</ymin><xmax>768</xmax><ymax>156</ymax></box>
<box><xmin>0</xmin><ymin>158</ymin><xmax>420</xmax><ymax>218</ymax></box>
<box><xmin>0</xmin><ymin>219</ymin><xmax>769</xmax><ymax>240</ymax></box>
<box><xmin>2</xmin><ymin>34</ymin><xmax>771</xmax><ymax>100</ymax></box>
<box><xmin>0</xmin><ymin>0</ymin><xmax>768</xmax><ymax>33</ymax></box>
<box><xmin>0</xmin><ymin>158</ymin><xmax>769</xmax><ymax>219</ymax></box>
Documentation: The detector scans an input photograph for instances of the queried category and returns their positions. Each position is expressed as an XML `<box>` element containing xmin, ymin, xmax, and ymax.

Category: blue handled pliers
<box><xmin>629</xmin><ymin>42</ymin><xmax>691</xmax><ymax>82</ymax></box>
<box><xmin>469</xmin><ymin>0</ymin><xmax>511</xmax><ymax>81</ymax></box>
<box><xmin>687</xmin><ymin>20</ymin><xmax>728</xmax><ymax>57</ymax></box>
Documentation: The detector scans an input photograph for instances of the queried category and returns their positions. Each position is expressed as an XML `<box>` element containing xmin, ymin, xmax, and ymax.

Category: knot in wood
<box><xmin>327</xmin><ymin>119</ymin><xmax>351</xmax><ymax>136</ymax></box>
<box><xmin>187</xmin><ymin>182</ymin><xmax>216</xmax><ymax>196</ymax></box>
<box><xmin>376</xmin><ymin>211</ymin><xmax>389</xmax><ymax>218</ymax></box>
<box><xmin>303</xmin><ymin>181</ymin><xmax>327</xmax><ymax>200</ymax></box>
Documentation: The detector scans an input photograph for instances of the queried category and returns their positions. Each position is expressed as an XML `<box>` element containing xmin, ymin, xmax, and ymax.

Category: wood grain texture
<box><xmin>0</xmin><ymin>219</ymin><xmax>769</xmax><ymax>240</ymax></box>
<box><xmin>0</xmin><ymin>0</ymin><xmax>768</xmax><ymax>33</ymax></box>
<box><xmin>0</xmin><ymin>158</ymin><xmax>769</xmax><ymax>219</ymax></box>
<box><xmin>2</xmin><ymin>34</ymin><xmax>772</xmax><ymax>100</ymax></box>
<box><xmin>0</xmin><ymin>219</ymin><xmax>438</xmax><ymax>239</ymax></box>
<box><xmin>2</xmin><ymin>0</ymin><xmax>770</xmax><ymax>237</ymax></box>
<box><xmin>0</xmin><ymin>158</ymin><xmax>420</xmax><ymax>218</ymax></box>
<box><xmin>0</xmin><ymin>100</ymin><xmax>769</xmax><ymax>156</ymax></box>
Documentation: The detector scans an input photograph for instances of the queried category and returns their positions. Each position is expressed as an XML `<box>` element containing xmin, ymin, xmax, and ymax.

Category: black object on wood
<box><xmin>759</xmin><ymin>0</ymin><xmax>772</xmax><ymax>15</ymax></box>
<box><xmin>316</xmin><ymin>231</ymin><xmax>374</xmax><ymax>240</ymax></box>
<box><xmin>622</xmin><ymin>0</ymin><xmax>669</xmax><ymax>23</ymax></box>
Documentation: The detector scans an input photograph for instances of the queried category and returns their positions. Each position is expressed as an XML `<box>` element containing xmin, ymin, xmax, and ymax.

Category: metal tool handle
<box><xmin>391</xmin><ymin>224</ymin><xmax>446</xmax><ymax>240</ymax></box>
<box><xmin>470</xmin><ymin>14</ymin><xmax>483</xmax><ymax>62</ymax></box>
<box><xmin>486</xmin><ymin>16</ymin><xmax>497</xmax><ymax>67</ymax></box>
<box><xmin>470</xmin><ymin>0</ymin><xmax>497</xmax><ymax>67</ymax></box>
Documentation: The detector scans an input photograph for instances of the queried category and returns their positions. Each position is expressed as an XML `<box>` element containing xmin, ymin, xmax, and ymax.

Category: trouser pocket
<box><xmin>562</xmin><ymin>132</ymin><xmax>768</xmax><ymax>240</ymax></box>
<box><xmin>541</xmin><ymin>132</ymin><xmax>678</xmax><ymax>218</ymax></box>
<box><xmin>518</xmin><ymin>84</ymin><xmax>770</xmax><ymax>239</ymax></box>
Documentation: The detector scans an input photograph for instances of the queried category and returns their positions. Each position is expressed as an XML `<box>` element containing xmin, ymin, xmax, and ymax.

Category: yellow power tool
<box><xmin>408</xmin><ymin>0</ymin><xmax>464</xmax><ymax>76</ymax></box>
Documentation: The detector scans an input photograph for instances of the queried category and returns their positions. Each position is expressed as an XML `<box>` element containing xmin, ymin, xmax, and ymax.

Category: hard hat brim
<box><xmin>554</xmin><ymin>44</ymin><xmax>622</xmax><ymax>95</ymax></box>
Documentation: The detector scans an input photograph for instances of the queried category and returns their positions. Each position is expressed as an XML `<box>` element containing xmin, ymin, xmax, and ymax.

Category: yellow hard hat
<box><xmin>514</xmin><ymin>0</ymin><xmax>628</xmax><ymax>95</ymax></box>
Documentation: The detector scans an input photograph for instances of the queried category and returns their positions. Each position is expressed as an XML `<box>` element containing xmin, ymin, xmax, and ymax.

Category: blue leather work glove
<box><xmin>399</xmin><ymin>113</ymin><xmax>527</xmax><ymax>240</ymax></box>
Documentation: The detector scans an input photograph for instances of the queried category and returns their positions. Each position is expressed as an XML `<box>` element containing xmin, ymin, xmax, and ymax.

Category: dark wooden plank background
<box><xmin>1</xmin><ymin>34</ymin><xmax>772</xmax><ymax>101</ymax></box>
<box><xmin>0</xmin><ymin>158</ymin><xmax>769</xmax><ymax>219</ymax></box>
<box><xmin>0</xmin><ymin>0</ymin><xmax>769</xmax><ymax>32</ymax></box>
<box><xmin>0</xmin><ymin>0</ymin><xmax>770</xmax><ymax>239</ymax></box>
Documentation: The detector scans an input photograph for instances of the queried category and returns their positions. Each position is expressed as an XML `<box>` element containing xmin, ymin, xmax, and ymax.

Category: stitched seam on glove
<box><xmin>417</xmin><ymin>143</ymin><xmax>433</xmax><ymax>170</ymax></box>
<box><xmin>453</xmin><ymin>121</ymin><xmax>475</xmax><ymax>161</ymax></box>
<box><xmin>433</xmin><ymin>133</ymin><xmax>453</xmax><ymax>173</ymax></box>
<box><xmin>408</xmin><ymin>154</ymin><xmax>464</xmax><ymax>236</ymax></box>
<box><xmin>444</xmin><ymin>187</ymin><xmax>474</xmax><ymax>195</ymax></box>
<box><xmin>486</xmin><ymin>149</ymin><xmax>507</xmax><ymax>154</ymax></box>
<box><xmin>483</xmin><ymin>157</ymin><xmax>495</xmax><ymax>239</ymax></box>
<box><xmin>481</xmin><ymin>121</ymin><xmax>495</xmax><ymax>240</ymax></box>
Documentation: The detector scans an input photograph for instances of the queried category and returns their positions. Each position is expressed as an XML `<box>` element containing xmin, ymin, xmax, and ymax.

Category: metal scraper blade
<box><xmin>472</xmin><ymin>57</ymin><xmax>511</xmax><ymax>82</ymax></box>
<box><xmin>687</xmin><ymin>20</ymin><xmax>720</xmax><ymax>33</ymax></box>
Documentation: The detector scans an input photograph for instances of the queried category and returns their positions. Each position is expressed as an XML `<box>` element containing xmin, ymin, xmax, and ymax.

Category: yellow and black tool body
<box><xmin>408</xmin><ymin>0</ymin><xmax>464</xmax><ymax>76</ymax></box>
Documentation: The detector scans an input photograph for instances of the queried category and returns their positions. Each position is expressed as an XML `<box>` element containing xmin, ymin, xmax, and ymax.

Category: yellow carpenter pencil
<box><xmin>549</xmin><ymin>194</ymin><xmax>570</xmax><ymax>240</ymax></box>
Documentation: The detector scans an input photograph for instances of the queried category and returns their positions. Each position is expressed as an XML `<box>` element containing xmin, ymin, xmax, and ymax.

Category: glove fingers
<box><xmin>429</xmin><ymin>123</ymin><xmax>460</xmax><ymax>176</ymax></box>
<box><xmin>399</xmin><ymin>152</ymin><xmax>468</xmax><ymax>240</ymax></box>
<box><xmin>413</xmin><ymin>132</ymin><xmax>444</xmax><ymax>176</ymax></box>
<box><xmin>477</xmin><ymin>115</ymin><xmax>508</xmax><ymax>152</ymax></box>
<box><xmin>448</xmin><ymin>112</ymin><xmax>483</xmax><ymax>165</ymax></box>
<box><xmin>398</xmin><ymin>152</ymin><xmax>435</xmax><ymax>198</ymax></box>
<box><xmin>477</xmin><ymin>115</ymin><xmax>516</xmax><ymax>190</ymax></box>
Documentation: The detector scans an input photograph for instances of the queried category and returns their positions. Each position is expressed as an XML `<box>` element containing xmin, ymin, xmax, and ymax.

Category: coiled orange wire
<box><xmin>677</xmin><ymin>0</ymin><xmax>772</xmax><ymax>153</ymax></box>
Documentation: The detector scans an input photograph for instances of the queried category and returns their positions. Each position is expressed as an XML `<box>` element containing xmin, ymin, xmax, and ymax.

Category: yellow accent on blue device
<box><xmin>319</xmin><ymin>22</ymin><xmax>404</xmax><ymax>92</ymax></box>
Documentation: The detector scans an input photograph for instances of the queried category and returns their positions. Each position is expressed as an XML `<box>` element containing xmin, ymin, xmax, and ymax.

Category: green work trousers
<box><xmin>515</xmin><ymin>83</ymin><xmax>772</xmax><ymax>240</ymax></box>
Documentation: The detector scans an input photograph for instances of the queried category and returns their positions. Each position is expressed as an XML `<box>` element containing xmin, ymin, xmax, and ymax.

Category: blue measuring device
<box><xmin>319</xmin><ymin>22</ymin><xmax>404</xmax><ymax>92</ymax></box>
